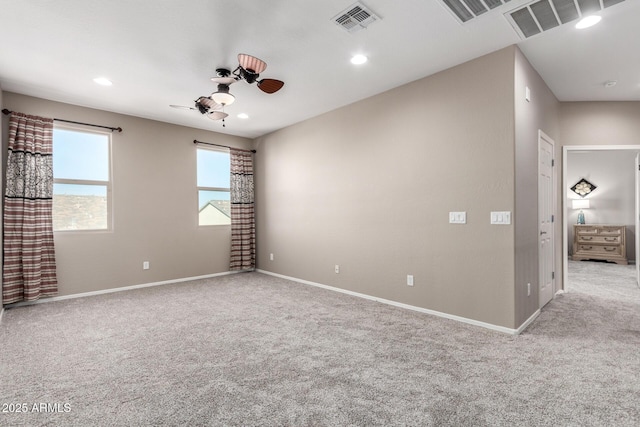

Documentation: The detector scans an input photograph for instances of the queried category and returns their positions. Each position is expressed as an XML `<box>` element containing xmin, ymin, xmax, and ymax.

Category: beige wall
<box><xmin>2</xmin><ymin>92</ymin><xmax>252</xmax><ymax>296</ymax></box>
<box><xmin>254</xmin><ymin>47</ymin><xmax>519</xmax><ymax>329</ymax></box>
<box><xmin>513</xmin><ymin>49</ymin><xmax>560</xmax><ymax>326</ymax></box>
<box><xmin>560</xmin><ymin>102</ymin><xmax>640</xmax><ymax>147</ymax></box>
<box><xmin>560</xmin><ymin>103</ymin><xmax>640</xmax><ymax>237</ymax></box>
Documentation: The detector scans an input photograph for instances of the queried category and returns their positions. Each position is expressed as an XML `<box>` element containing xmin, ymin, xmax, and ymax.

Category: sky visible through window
<box><xmin>53</xmin><ymin>128</ymin><xmax>109</xmax><ymax>195</ymax></box>
<box><xmin>53</xmin><ymin>133</ymin><xmax>230</xmax><ymax>209</ymax></box>
<box><xmin>197</xmin><ymin>149</ymin><xmax>230</xmax><ymax>209</ymax></box>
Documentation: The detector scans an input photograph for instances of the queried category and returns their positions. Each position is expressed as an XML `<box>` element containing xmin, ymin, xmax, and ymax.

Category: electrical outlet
<box><xmin>407</xmin><ymin>275</ymin><xmax>414</xmax><ymax>286</ymax></box>
<box><xmin>335</xmin><ymin>265</ymin><xmax>340</xmax><ymax>274</ymax></box>
<box><xmin>527</xmin><ymin>283</ymin><xmax>531</xmax><ymax>296</ymax></box>
<box><xmin>270</xmin><ymin>253</ymin><xmax>274</xmax><ymax>261</ymax></box>
<box><xmin>143</xmin><ymin>261</ymin><xmax>150</xmax><ymax>270</ymax></box>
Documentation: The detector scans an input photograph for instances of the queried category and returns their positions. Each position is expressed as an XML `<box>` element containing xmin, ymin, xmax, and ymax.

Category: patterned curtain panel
<box><xmin>229</xmin><ymin>149</ymin><xmax>255</xmax><ymax>271</ymax></box>
<box><xmin>3</xmin><ymin>112</ymin><xmax>58</xmax><ymax>304</ymax></box>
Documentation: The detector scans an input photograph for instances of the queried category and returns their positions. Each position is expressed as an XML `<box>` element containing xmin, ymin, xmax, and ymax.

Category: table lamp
<box><xmin>572</xmin><ymin>199</ymin><xmax>590</xmax><ymax>224</ymax></box>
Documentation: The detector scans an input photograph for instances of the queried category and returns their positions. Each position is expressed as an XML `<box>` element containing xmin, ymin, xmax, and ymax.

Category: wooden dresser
<box><xmin>572</xmin><ymin>224</ymin><xmax>627</xmax><ymax>265</ymax></box>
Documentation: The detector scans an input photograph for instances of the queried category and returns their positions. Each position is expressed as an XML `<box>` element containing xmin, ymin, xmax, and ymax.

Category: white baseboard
<box><xmin>4</xmin><ymin>270</ymin><xmax>541</xmax><ymax>335</ymax></box>
<box><xmin>256</xmin><ymin>269</ymin><xmax>530</xmax><ymax>335</ymax></box>
<box><xmin>5</xmin><ymin>271</ymin><xmax>240</xmax><ymax>309</ymax></box>
<box><xmin>515</xmin><ymin>309</ymin><xmax>541</xmax><ymax>334</ymax></box>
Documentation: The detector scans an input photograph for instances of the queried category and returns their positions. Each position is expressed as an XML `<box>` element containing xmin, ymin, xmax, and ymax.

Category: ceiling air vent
<box><xmin>332</xmin><ymin>2</ymin><xmax>380</xmax><ymax>33</ymax></box>
<box><xmin>506</xmin><ymin>0</ymin><xmax>627</xmax><ymax>39</ymax></box>
<box><xmin>439</xmin><ymin>0</ymin><xmax>513</xmax><ymax>24</ymax></box>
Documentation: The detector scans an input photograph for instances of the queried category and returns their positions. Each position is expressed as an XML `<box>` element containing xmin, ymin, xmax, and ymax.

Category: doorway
<box><xmin>562</xmin><ymin>145</ymin><xmax>640</xmax><ymax>291</ymax></box>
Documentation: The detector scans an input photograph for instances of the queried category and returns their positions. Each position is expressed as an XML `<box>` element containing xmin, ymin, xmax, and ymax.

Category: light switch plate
<box><xmin>491</xmin><ymin>211</ymin><xmax>511</xmax><ymax>225</ymax></box>
<box><xmin>449</xmin><ymin>211</ymin><xmax>466</xmax><ymax>224</ymax></box>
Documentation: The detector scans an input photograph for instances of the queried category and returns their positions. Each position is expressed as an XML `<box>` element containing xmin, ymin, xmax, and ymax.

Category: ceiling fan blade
<box><xmin>238</xmin><ymin>53</ymin><xmax>267</xmax><ymax>74</ymax></box>
<box><xmin>207</xmin><ymin>111</ymin><xmax>228</xmax><ymax>121</ymax></box>
<box><xmin>169</xmin><ymin>104</ymin><xmax>197</xmax><ymax>110</ymax></box>
<box><xmin>257</xmin><ymin>78</ymin><xmax>284</xmax><ymax>94</ymax></box>
<box><xmin>196</xmin><ymin>96</ymin><xmax>222</xmax><ymax>112</ymax></box>
<box><xmin>210</xmin><ymin>76</ymin><xmax>237</xmax><ymax>85</ymax></box>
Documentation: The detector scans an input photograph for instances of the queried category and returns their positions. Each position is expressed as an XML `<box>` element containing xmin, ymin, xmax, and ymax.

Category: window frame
<box><xmin>52</xmin><ymin>123</ymin><xmax>113</xmax><ymax>232</ymax></box>
<box><xmin>196</xmin><ymin>146</ymin><xmax>231</xmax><ymax>227</ymax></box>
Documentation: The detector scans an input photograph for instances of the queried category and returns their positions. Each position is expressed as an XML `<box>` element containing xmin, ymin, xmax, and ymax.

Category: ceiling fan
<box><xmin>170</xmin><ymin>53</ymin><xmax>284</xmax><ymax>127</ymax></box>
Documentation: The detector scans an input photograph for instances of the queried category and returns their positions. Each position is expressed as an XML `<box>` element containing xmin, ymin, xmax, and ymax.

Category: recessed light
<box><xmin>237</xmin><ymin>113</ymin><xmax>249</xmax><ymax>119</ymax></box>
<box><xmin>575</xmin><ymin>15</ymin><xmax>601</xmax><ymax>29</ymax></box>
<box><xmin>350</xmin><ymin>54</ymin><xmax>368</xmax><ymax>65</ymax></box>
<box><xmin>93</xmin><ymin>77</ymin><xmax>113</xmax><ymax>86</ymax></box>
<box><xmin>604</xmin><ymin>80</ymin><xmax>617</xmax><ymax>88</ymax></box>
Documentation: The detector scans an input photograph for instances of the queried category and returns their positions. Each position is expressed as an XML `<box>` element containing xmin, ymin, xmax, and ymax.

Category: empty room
<box><xmin>1</xmin><ymin>1</ymin><xmax>639</xmax><ymax>426</ymax></box>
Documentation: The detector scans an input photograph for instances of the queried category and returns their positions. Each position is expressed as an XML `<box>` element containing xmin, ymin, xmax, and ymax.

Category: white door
<box><xmin>635</xmin><ymin>153</ymin><xmax>640</xmax><ymax>285</ymax></box>
<box><xmin>539</xmin><ymin>131</ymin><xmax>555</xmax><ymax>307</ymax></box>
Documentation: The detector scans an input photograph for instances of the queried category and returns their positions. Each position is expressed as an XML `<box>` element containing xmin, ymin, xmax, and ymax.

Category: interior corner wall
<box><xmin>254</xmin><ymin>47</ymin><xmax>518</xmax><ymax>329</ymax></box>
<box><xmin>513</xmin><ymin>48</ymin><xmax>560</xmax><ymax>327</ymax></box>
<box><xmin>2</xmin><ymin>92</ymin><xmax>253</xmax><ymax>297</ymax></box>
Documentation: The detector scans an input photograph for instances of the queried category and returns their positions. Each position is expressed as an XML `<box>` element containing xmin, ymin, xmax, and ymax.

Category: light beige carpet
<box><xmin>1</xmin><ymin>262</ymin><xmax>639</xmax><ymax>426</ymax></box>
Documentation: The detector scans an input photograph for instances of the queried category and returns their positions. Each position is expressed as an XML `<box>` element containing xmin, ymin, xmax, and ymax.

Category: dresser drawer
<box><xmin>577</xmin><ymin>235</ymin><xmax>620</xmax><ymax>244</ymax></box>
<box><xmin>575</xmin><ymin>226</ymin><xmax>599</xmax><ymax>235</ymax></box>
<box><xmin>598</xmin><ymin>227</ymin><xmax>622</xmax><ymax>236</ymax></box>
<box><xmin>575</xmin><ymin>244</ymin><xmax>623</xmax><ymax>257</ymax></box>
<box><xmin>575</xmin><ymin>226</ymin><xmax>622</xmax><ymax>236</ymax></box>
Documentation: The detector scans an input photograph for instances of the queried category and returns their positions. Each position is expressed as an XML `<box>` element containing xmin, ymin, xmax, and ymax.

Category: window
<box><xmin>197</xmin><ymin>147</ymin><xmax>231</xmax><ymax>226</ymax></box>
<box><xmin>52</xmin><ymin>126</ymin><xmax>111</xmax><ymax>231</ymax></box>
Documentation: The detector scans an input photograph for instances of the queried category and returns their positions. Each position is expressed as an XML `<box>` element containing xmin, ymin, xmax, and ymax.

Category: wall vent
<box><xmin>439</xmin><ymin>0</ymin><xmax>513</xmax><ymax>24</ymax></box>
<box><xmin>506</xmin><ymin>0</ymin><xmax>627</xmax><ymax>39</ymax></box>
<box><xmin>332</xmin><ymin>2</ymin><xmax>380</xmax><ymax>33</ymax></box>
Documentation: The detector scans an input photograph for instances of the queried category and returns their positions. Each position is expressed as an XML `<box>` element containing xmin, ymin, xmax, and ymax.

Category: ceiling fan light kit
<box><xmin>211</xmin><ymin>83</ymin><xmax>235</xmax><ymax>106</ymax></box>
<box><xmin>170</xmin><ymin>53</ymin><xmax>284</xmax><ymax>128</ymax></box>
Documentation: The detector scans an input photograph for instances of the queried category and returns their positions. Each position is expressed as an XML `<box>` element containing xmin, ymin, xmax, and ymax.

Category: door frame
<box><xmin>562</xmin><ymin>145</ymin><xmax>640</xmax><ymax>291</ymax></box>
<box><xmin>539</xmin><ymin>131</ymin><xmax>556</xmax><ymax>307</ymax></box>
<box><xmin>636</xmin><ymin>153</ymin><xmax>640</xmax><ymax>285</ymax></box>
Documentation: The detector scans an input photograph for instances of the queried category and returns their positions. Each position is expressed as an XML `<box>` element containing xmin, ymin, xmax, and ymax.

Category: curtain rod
<box><xmin>193</xmin><ymin>139</ymin><xmax>256</xmax><ymax>153</ymax></box>
<box><xmin>2</xmin><ymin>109</ymin><xmax>123</xmax><ymax>133</ymax></box>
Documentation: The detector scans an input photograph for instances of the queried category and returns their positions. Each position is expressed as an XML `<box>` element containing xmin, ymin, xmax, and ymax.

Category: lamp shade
<box><xmin>572</xmin><ymin>199</ymin><xmax>590</xmax><ymax>209</ymax></box>
<box><xmin>238</xmin><ymin>53</ymin><xmax>267</xmax><ymax>74</ymax></box>
<box><xmin>207</xmin><ymin>111</ymin><xmax>228</xmax><ymax>121</ymax></box>
<box><xmin>211</xmin><ymin>83</ymin><xmax>235</xmax><ymax>106</ymax></box>
<box><xmin>211</xmin><ymin>91</ymin><xmax>235</xmax><ymax>106</ymax></box>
